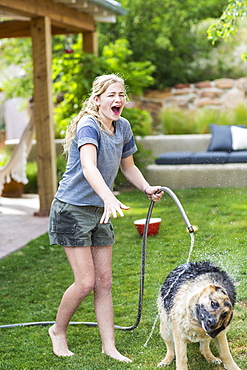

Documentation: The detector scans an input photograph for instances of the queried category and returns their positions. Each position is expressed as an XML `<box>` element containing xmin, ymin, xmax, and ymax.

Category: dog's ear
<box><xmin>213</xmin><ymin>285</ymin><xmax>228</xmax><ymax>296</ymax></box>
<box><xmin>201</xmin><ymin>284</ymin><xmax>216</xmax><ymax>296</ymax></box>
<box><xmin>207</xmin><ymin>284</ymin><xmax>227</xmax><ymax>294</ymax></box>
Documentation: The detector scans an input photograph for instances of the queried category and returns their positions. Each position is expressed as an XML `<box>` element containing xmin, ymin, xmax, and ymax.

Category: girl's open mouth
<box><xmin>112</xmin><ymin>106</ymin><xmax>121</xmax><ymax>115</ymax></box>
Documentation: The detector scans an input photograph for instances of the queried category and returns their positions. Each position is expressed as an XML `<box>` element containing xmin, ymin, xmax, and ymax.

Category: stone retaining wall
<box><xmin>131</xmin><ymin>77</ymin><xmax>247</xmax><ymax>123</ymax></box>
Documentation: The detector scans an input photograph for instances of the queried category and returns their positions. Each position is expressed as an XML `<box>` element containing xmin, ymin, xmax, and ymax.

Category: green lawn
<box><xmin>0</xmin><ymin>188</ymin><xmax>247</xmax><ymax>369</ymax></box>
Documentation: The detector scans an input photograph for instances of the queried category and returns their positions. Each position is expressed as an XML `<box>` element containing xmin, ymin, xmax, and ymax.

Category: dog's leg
<box><xmin>158</xmin><ymin>315</ymin><xmax>175</xmax><ymax>367</ymax></box>
<box><xmin>157</xmin><ymin>339</ymin><xmax>175</xmax><ymax>367</ymax></box>
<box><xmin>214</xmin><ymin>333</ymin><xmax>241</xmax><ymax>370</ymax></box>
<box><xmin>172</xmin><ymin>319</ymin><xmax>188</xmax><ymax>370</ymax></box>
<box><xmin>199</xmin><ymin>338</ymin><xmax>222</xmax><ymax>365</ymax></box>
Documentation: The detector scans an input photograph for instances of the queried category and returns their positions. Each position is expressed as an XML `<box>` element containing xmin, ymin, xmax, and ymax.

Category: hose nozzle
<box><xmin>187</xmin><ymin>225</ymin><xmax>194</xmax><ymax>234</ymax></box>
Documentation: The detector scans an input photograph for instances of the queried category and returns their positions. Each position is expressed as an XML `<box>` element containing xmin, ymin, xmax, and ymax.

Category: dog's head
<box><xmin>195</xmin><ymin>284</ymin><xmax>233</xmax><ymax>338</ymax></box>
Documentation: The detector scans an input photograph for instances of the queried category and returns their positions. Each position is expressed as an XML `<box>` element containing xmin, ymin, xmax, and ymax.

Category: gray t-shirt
<box><xmin>55</xmin><ymin>115</ymin><xmax>137</xmax><ymax>207</ymax></box>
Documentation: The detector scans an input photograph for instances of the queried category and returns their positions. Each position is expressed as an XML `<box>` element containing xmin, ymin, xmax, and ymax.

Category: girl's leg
<box><xmin>92</xmin><ymin>245</ymin><xmax>132</xmax><ymax>362</ymax></box>
<box><xmin>49</xmin><ymin>246</ymin><xmax>95</xmax><ymax>356</ymax></box>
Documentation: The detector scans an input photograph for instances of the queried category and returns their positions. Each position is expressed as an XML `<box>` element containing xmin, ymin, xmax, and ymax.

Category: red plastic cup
<box><xmin>134</xmin><ymin>218</ymin><xmax>162</xmax><ymax>237</ymax></box>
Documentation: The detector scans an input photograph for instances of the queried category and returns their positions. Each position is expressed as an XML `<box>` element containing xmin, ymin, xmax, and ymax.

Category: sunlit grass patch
<box><xmin>0</xmin><ymin>187</ymin><xmax>247</xmax><ymax>369</ymax></box>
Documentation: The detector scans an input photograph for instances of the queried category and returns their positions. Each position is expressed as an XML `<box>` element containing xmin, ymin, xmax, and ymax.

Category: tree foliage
<box><xmin>208</xmin><ymin>0</ymin><xmax>247</xmax><ymax>41</ymax></box>
<box><xmin>1</xmin><ymin>0</ymin><xmax>245</xmax><ymax>103</ymax></box>
<box><xmin>0</xmin><ymin>38</ymin><xmax>33</xmax><ymax>99</ymax></box>
<box><xmin>207</xmin><ymin>0</ymin><xmax>247</xmax><ymax>59</ymax></box>
<box><xmin>101</xmin><ymin>39</ymin><xmax>154</xmax><ymax>95</ymax></box>
<box><xmin>98</xmin><ymin>0</ymin><xmax>228</xmax><ymax>88</ymax></box>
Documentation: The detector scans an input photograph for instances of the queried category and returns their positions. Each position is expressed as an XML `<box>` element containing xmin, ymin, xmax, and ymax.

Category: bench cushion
<box><xmin>207</xmin><ymin>124</ymin><xmax>246</xmax><ymax>152</ymax></box>
<box><xmin>155</xmin><ymin>151</ymin><xmax>230</xmax><ymax>165</ymax></box>
<box><xmin>228</xmin><ymin>151</ymin><xmax>247</xmax><ymax>163</ymax></box>
<box><xmin>230</xmin><ymin>126</ymin><xmax>247</xmax><ymax>151</ymax></box>
<box><xmin>155</xmin><ymin>151</ymin><xmax>194</xmax><ymax>165</ymax></box>
<box><xmin>191</xmin><ymin>151</ymin><xmax>228</xmax><ymax>164</ymax></box>
<box><xmin>208</xmin><ymin>124</ymin><xmax>233</xmax><ymax>152</ymax></box>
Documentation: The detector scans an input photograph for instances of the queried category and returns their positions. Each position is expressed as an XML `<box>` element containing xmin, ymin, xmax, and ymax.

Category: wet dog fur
<box><xmin>157</xmin><ymin>261</ymin><xmax>241</xmax><ymax>370</ymax></box>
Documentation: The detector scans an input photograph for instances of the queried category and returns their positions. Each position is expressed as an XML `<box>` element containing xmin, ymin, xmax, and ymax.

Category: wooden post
<box><xmin>31</xmin><ymin>16</ymin><xmax>57</xmax><ymax>216</ymax></box>
<box><xmin>83</xmin><ymin>31</ymin><xmax>98</xmax><ymax>55</ymax></box>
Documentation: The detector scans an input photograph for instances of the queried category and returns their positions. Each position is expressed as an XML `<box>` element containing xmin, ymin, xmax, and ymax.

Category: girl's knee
<box><xmin>95</xmin><ymin>273</ymin><xmax>112</xmax><ymax>291</ymax></box>
<box><xmin>75</xmin><ymin>276</ymin><xmax>95</xmax><ymax>297</ymax></box>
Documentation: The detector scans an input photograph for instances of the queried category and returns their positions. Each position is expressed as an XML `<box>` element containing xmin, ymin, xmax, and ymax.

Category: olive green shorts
<box><xmin>48</xmin><ymin>198</ymin><xmax>114</xmax><ymax>247</ymax></box>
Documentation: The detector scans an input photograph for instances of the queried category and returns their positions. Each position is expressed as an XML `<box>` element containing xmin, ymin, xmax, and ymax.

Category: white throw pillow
<box><xmin>231</xmin><ymin>125</ymin><xmax>247</xmax><ymax>150</ymax></box>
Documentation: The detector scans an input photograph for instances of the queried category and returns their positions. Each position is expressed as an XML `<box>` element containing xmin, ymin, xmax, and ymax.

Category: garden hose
<box><xmin>0</xmin><ymin>186</ymin><xmax>194</xmax><ymax>330</ymax></box>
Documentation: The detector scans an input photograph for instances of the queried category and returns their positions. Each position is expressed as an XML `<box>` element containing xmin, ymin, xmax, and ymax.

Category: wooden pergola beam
<box><xmin>31</xmin><ymin>16</ymin><xmax>57</xmax><ymax>216</ymax></box>
<box><xmin>0</xmin><ymin>0</ymin><xmax>95</xmax><ymax>31</ymax></box>
<box><xmin>83</xmin><ymin>31</ymin><xmax>98</xmax><ymax>54</ymax></box>
<box><xmin>0</xmin><ymin>20</ymin><xmax>85</xmax><ymax>38</ymax></box>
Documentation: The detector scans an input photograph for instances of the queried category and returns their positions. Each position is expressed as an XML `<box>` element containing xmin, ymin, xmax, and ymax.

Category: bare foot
<box><xmin>48</xmin><ymin>324</ymin><xmax>74</xmax><ymax>357</ymax></box>
<box><xmin>102</xmin><ymin>348</ymin><xmax>132</xmax><ymax>362</ymax></box>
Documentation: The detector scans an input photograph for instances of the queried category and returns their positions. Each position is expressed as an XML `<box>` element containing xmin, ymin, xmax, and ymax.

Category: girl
<box><xmin>48</xmin><ymin>74</ymin><xmax>163</xmax><ymax>362</ymax></box>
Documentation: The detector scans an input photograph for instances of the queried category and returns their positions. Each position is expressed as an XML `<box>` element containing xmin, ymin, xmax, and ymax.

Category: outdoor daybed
<box><xmin>136</xmin><ymin>124</ymin><xmax>247</xmax><ymax>189</ymax></box>
<box><xmin>155</xmin><ymin>124</ymin><xmax>247</xmax><ymax>165</ymax></box>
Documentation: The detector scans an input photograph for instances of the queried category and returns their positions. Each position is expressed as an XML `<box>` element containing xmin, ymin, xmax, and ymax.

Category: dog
<box><xmin>157</xmin><ymin>261</ymin><xmax>241</xmax><ymax>370</ymax></box>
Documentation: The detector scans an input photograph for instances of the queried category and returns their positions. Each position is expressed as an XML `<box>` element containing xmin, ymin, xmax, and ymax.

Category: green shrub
<box><xmin>122</xmin><ymin>107</ymin><xmax>153</xmax><ymax>137</ymax></box>
<box><xmin>56</xmin><ymin>154</ymin><xmax>67</xmax><ymax>183</ymax></box>
<box><xmin>159</xmin><ymin>104</ymin><xmax>247</xmax><ymax>134</ymax></box>
<box><xmin>24</xmin><ymin>155</ymin><xmax>67</xmax><ymax>194</ymax></box>
<box><xmin>24</xmin><ymin>161</ymin><xmax>38</xmax><ymax>193</ymax></box>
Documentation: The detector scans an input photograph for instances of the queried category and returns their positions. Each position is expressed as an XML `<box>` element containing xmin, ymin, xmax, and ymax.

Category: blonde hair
<box><xmin>63</xmin><ymin>74</ymin><xmax>125</xmax><ymax>153</ymax></box>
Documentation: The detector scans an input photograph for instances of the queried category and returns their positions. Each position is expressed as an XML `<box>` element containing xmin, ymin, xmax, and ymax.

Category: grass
<box><xmin>0</xmin><ymin>187</ymin><xmax>247</xmax><ymax>369</ymax></box>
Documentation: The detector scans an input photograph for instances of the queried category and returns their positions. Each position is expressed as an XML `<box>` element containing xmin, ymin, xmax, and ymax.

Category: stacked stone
<box><xmin>132</xmin><ymin>77</ymin><xmax>247</xmax><ymax>121</ymax></box>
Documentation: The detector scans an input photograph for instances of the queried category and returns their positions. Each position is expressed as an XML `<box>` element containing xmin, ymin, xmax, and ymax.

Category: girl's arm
<box><xmin>120</xmin><ymin>155</ymin><xmax>163</xmax><ymax>201</ymax></box>
<box><xmin>80</xmin><ymin>143</ymin><xmax>129</xmax><ymax>223</ymax></box>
